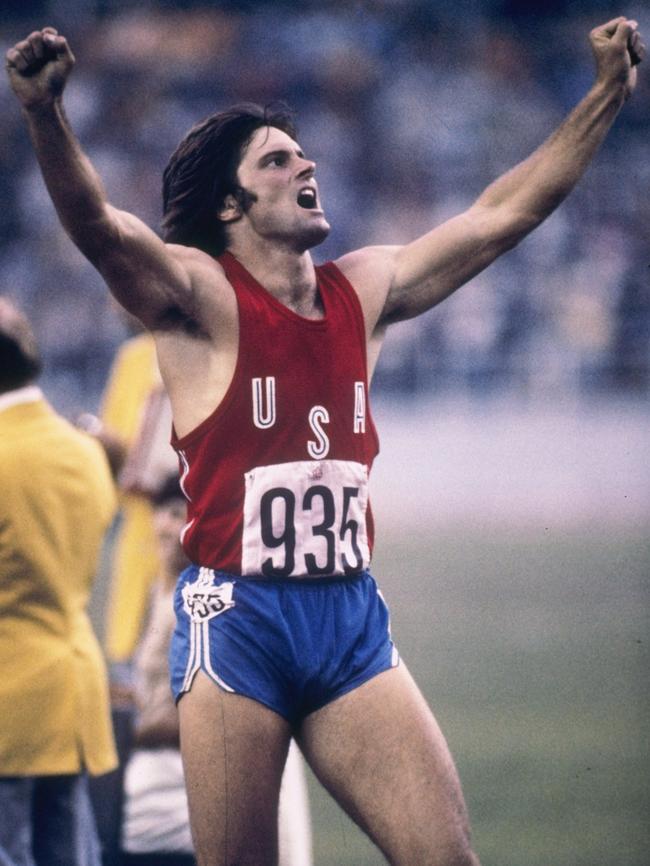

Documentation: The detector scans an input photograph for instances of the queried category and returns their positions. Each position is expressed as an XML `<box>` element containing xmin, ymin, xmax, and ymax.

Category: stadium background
<box><xmin>1</xmin><ymin>1</ymin><xmax>648</xmax><ymax>864</ymax></box>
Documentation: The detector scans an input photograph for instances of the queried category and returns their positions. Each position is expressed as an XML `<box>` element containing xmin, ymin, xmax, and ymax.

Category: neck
<box><xmin>226</xmin><ymin>238</ymin><xmax>322</xmax><ymax>318</ymax></box>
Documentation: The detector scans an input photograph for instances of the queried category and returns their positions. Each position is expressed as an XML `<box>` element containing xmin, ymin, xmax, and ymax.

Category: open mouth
<box><xmin>297</xmin><ymin>187</ymin><xmax>318</xmax><ymax>210</ymax></box>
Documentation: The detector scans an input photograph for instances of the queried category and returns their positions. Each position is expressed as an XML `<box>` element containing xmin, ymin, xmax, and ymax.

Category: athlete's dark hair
<box><xmin>162</xmin><ymin>102</ymin><xmax>297</xmax><ymax>257</ymax></box>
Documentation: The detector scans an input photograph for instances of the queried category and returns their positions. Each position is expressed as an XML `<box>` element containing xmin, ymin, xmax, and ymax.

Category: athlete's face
<box><xmin>231</xmin><ymin>126</ymin><xmax>330</xmax><ymax>251</ymax></box>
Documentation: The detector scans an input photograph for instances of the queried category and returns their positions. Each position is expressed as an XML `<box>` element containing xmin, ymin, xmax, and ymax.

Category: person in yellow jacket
<box><xmin>0</xmin><ymin>297</ymin><xmax>117</xmax><ymax>866</ymax></box>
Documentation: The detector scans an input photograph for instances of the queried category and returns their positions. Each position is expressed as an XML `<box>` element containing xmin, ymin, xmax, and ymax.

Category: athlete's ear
<box><xmin>218</xmin><ymin>194</ymin><xmax>241</xmax><ymax>223</ymax></box>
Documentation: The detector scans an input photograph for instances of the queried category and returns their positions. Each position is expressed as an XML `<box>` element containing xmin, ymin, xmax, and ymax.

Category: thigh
<box><xmin>297</xmin><ymin>664</ymin><xmax>480</xmax><ymax>866</ymax></box>
<box><xmin>178</xmin><ymin>671</ymin><xmax>293</xmax><ymax>866</ymax></box>
<box><xmin>33</xmin><ymin>774</ymin><xmax>101</xmax><ymax>866</ymax></box>
<box><xmin>0</xmin><ymin>777</ymin><xmax>34</xmax><ymax>866</ymax></box>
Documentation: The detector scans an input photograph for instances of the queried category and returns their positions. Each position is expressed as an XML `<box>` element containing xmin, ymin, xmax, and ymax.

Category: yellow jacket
<box><xmin>0</xmin><ymin>392</ymin><xmax>118</xmax><ymax>776</ymax></box>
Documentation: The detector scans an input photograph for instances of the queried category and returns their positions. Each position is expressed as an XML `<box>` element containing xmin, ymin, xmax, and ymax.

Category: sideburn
<box><xmin>233</xmin><ymin>186</ymin><xmax>258</xmax><ymax>213</ymax></box>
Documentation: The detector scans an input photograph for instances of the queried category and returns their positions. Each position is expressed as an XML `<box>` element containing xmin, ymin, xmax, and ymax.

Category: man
<box><xmin>6</xmin><ymin>16</ymin><xmax>644</xmax><ymax>866</ymax></box>
<box><xmin>0</xmin><ymin>297</ymin><xmax>117</xmax><ymax>865</ymax></box>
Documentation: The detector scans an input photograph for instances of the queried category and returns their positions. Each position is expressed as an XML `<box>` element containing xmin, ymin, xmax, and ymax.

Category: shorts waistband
<box><xmin>186</xmin><ymin>566</ymin><xmax>370</xmax><ymax>586</ymax></box>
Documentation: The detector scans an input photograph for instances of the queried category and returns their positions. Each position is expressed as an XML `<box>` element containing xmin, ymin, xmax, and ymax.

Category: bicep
<box><xmin>382</xmin><ymin>203</ymin><xmax>521</xmax><ymax>324</ymax></box>
<box><xmin>82</xmin><ymin>206</ymin><xmax>194</xmax><ymax>327</ymax></box>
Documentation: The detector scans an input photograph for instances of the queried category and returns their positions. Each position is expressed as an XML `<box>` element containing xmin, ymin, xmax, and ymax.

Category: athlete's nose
<box><xmin>297</xmin><ymin>158</ymin><xmax>316</xmax><ymax>180</ymax></box>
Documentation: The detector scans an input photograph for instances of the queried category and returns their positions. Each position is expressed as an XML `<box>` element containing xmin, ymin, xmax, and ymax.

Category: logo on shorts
<box><xmin>182</xmin><ymin>567</ymin><xmax>235</xmax><ymax>623</ymax></box>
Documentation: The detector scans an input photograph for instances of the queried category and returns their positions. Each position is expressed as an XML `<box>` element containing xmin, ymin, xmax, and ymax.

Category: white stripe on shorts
<box><xmin>181</xmin><ymin>621</ymin><xmax>200</xmax><ymax>693</ymax></box>
<box><xmin>179</xmin><ymin>616</ymin><xmax>235</xmax><ymax>696</ymax></box>
<box><xmin>201</xmin><ymin>621</ymin><xmax>235</xmax><ymax>693</ymax></box>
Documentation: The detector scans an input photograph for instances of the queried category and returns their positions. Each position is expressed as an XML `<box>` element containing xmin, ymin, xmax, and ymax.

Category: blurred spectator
<box><xmin>0</xmin><ymin>296</ymin><xmax>117</xmax><ymax>866</ymax></box>
<box><xmin>119</xmin><ymin>475</ymin><xmax>195</xmax><ymax>864</ymax></box>
<box><xmin>118</xmin><ymin>475</ymin><xmax>313</xmax><ymax>866</ymax></box>
<box><xmin>99</xmin><ymin>329</ymin><xmax>176</xmax><ymax>667</ymax></box>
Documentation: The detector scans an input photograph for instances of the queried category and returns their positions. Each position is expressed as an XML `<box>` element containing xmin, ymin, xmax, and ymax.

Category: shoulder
<box><xmin>334</xmin><ymin>244</ymin><xmax>400</xmax><ymax>278</ymax></box>
<box><xmin>333</xmin><ymin>245</ymin><xmax>401</xmax><ymax>337</ymax></box>
<box><xmin>164</xmin><ymin>243</ymin><xmax>236</xmax><ymax>327</ymax></box>
<box><xmin>165</xmin><ymin>242</ymin><xmax>228</xmax><ymax>285</ymax></box>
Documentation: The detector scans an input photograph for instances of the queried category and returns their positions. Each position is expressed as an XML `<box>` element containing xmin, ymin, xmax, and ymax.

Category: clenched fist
<box><xmin>590</xmin><ymin>17</ymin><xmax>645</xmax><ymax>99</ymax></box>
<box><xmin>6</xmin><ymin>27</ymin><xmax>75</xmax><ymax>110</ymax></box>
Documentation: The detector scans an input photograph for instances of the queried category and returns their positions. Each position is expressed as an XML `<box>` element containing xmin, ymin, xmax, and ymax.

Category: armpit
<box><xmin>154</xmin><ymin>303</ymin><xmax>208</xmax><ymax>338</ymax></box>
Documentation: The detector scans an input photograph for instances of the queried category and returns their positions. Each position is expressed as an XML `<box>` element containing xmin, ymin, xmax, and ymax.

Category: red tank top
<box><xmin>171</xmin><ymin>251</ymin><xmax>380</xmax><ymax>578</ymax></box>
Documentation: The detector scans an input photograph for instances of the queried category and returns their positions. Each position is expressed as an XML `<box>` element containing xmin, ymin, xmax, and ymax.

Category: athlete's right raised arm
<box><xmin>6</xmin><ymin>28</ymin><xmax>192</xmax><ymax>327</ymax></box>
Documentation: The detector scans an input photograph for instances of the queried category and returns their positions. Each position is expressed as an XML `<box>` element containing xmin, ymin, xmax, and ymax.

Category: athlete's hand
<box><xmin>590</xmin><ymin>17</ymin><xmax>645</xmax><ymax>100</ymax></box>
<box><xmin>5</xmin><ymin>27</ymin><xmax>75</xmax><ymax>110</ymax></box>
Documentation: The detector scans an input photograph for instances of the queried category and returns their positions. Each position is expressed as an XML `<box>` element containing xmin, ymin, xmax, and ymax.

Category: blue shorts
<box><xmin>169</xmin><ymin>566</ymin><xmax>399</xmax><ymax>726</ymax></box>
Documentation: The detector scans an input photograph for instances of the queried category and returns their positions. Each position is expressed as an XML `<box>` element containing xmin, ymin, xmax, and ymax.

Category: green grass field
<box><xmin>306</xmin><ymin>528</ymin><xmax>649</xmax><ymax>866</ymax></box>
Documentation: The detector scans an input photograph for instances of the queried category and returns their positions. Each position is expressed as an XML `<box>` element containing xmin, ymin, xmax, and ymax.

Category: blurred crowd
<box><xmin>1</xmin><ymin>0</ymin><xmax>648</xmax><ymax>415</ymax></box>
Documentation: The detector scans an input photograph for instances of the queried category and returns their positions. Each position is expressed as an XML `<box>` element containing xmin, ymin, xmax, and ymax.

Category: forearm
<box><xmin>22</xmin><ymin>99</ymin><xmax>113</xmax><ymax>256</ymax></box>
<box><xmin>375</xmin><ymin>18</ymin><xmax>643</xmax><ymax>324</ymax></box>
<box><xmin>477</xmin><ymin>81</ymin><xmax>626</xmax><ymax>229</ymax></box>
<box><xmin>380</xmin><ymin>81</ymin><xmax>628</xmax><ymax>322</ymax></box>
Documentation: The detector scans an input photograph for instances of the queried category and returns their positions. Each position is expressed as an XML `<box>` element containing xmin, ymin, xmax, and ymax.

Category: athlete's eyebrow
<box><xmin>258</xmin><ymin>146</ymin><xmax>305</xmax><ymax>166</ymax></box>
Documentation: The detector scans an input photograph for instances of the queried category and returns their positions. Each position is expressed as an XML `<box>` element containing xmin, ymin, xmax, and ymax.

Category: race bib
<box><xmin>242</xmin><ymin>460</ymin><xmax>370</xmax><ymax>578</ymax></box>
<box><xmin>182</xmin><ymin>568</ymin><xmax>235</xmax><ymax>623</ymax></box>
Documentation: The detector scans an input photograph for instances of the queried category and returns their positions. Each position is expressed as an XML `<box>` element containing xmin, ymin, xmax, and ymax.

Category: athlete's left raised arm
<box><xmin>340</xmin><ymin>17</ymin><xmax>644</xmax><ymax>331</ymax></box>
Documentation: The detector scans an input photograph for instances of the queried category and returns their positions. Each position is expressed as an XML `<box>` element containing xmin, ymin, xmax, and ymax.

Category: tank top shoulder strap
<box><xmin>315</xmin><ymin>260</ymin><xmax>367</xmax><ymax>348</ymax></box>
<box><xmin>217</xmin><ymin>250</ymin><xmax>255</xmax><ymax>297</ymax></box>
